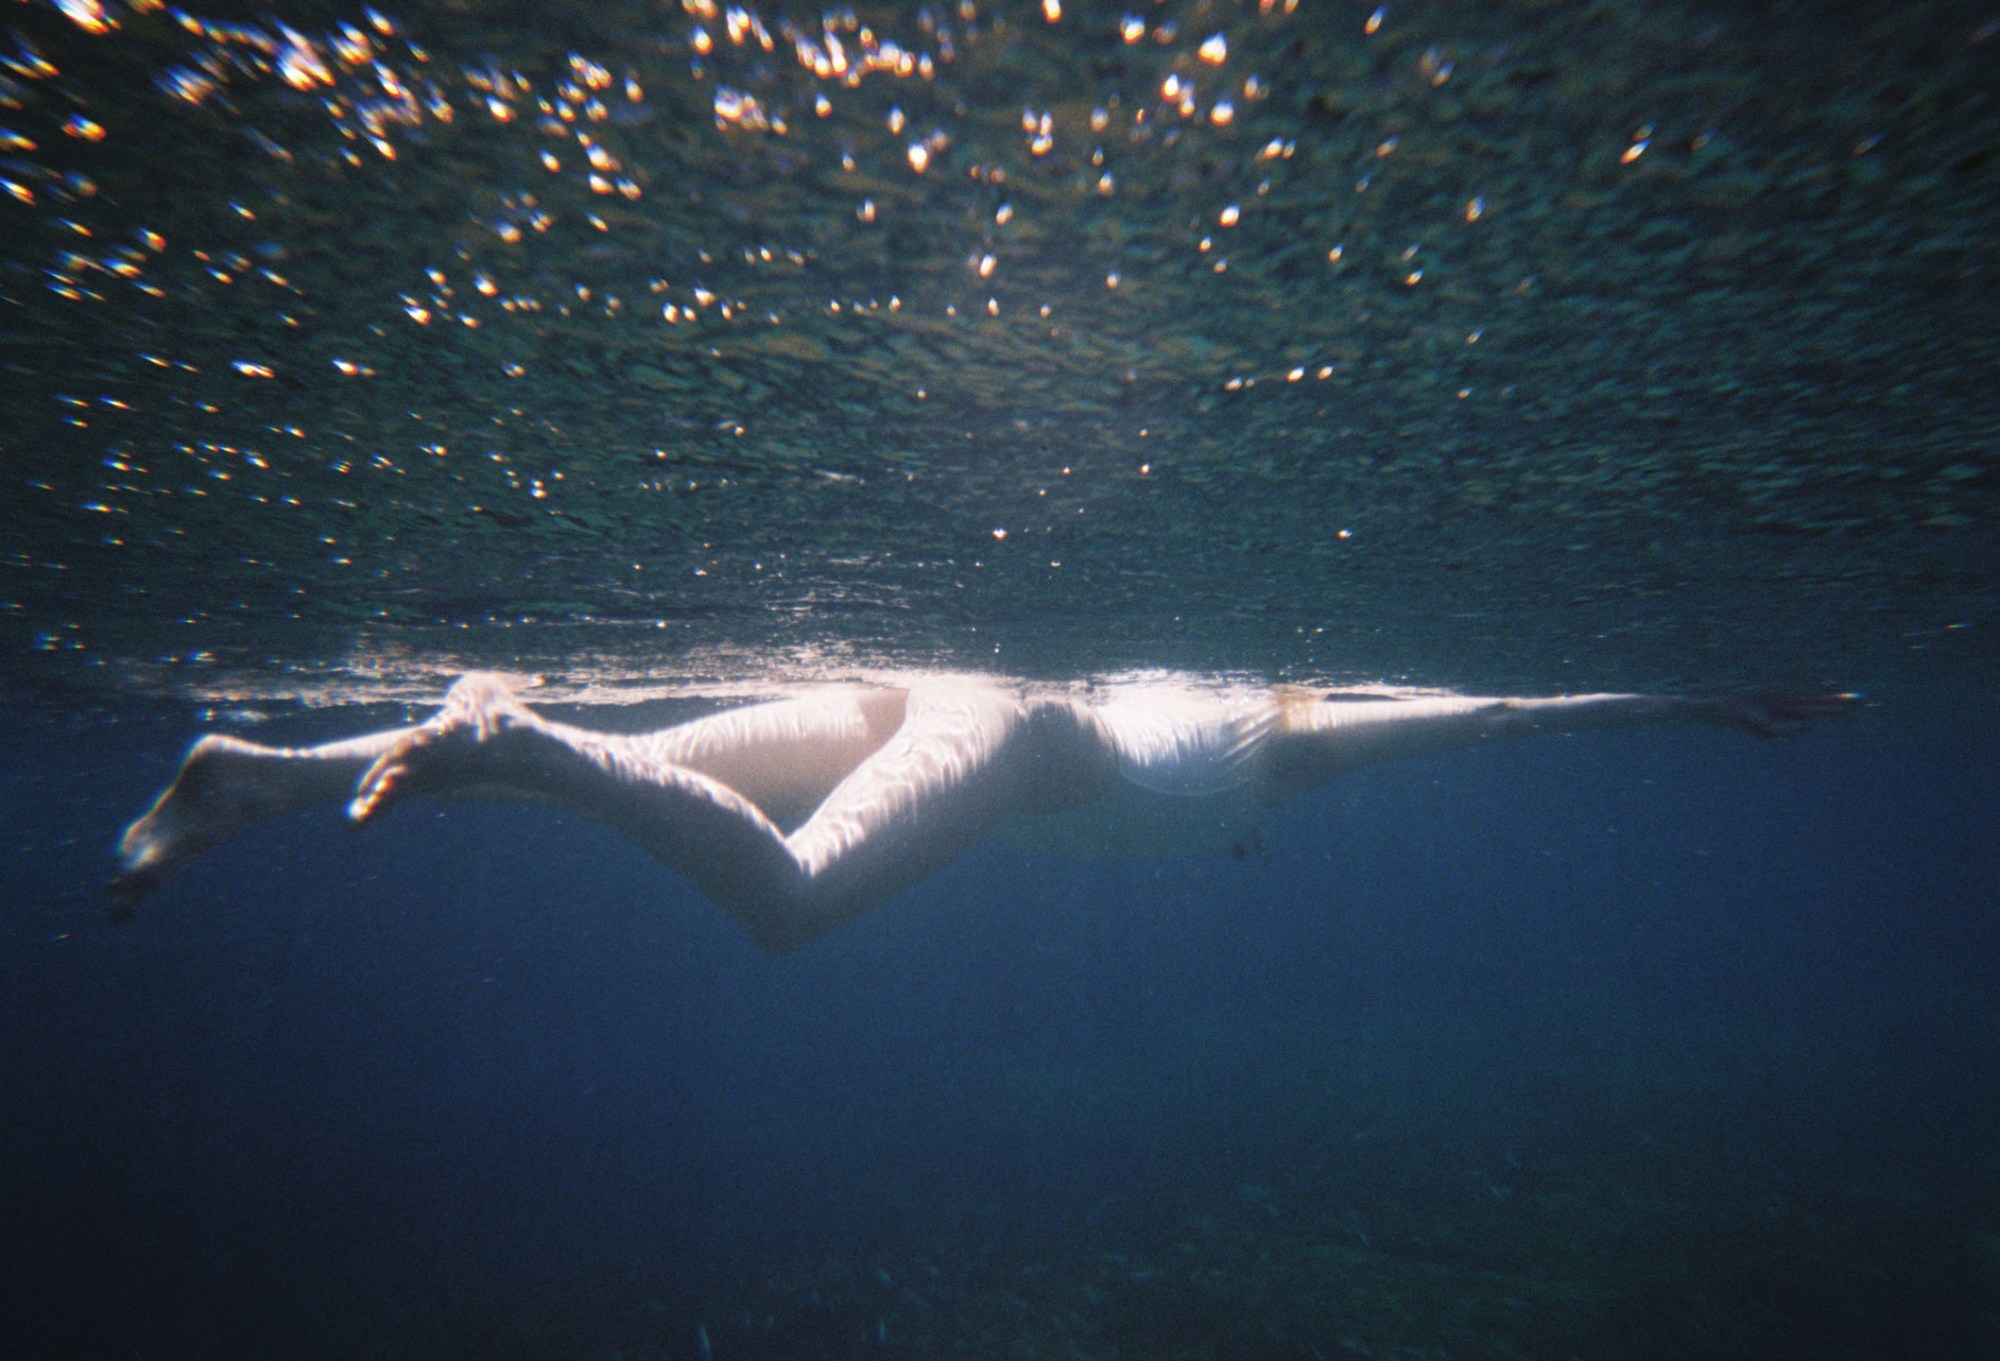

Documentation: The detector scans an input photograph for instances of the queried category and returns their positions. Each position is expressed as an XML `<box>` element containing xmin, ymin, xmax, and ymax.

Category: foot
<box><xmin>349</xmin><ymin>673</ymin><xmax>535</xmax><ymax>824</ymax></box>
<box><xmin>112</xmin><ymin>734</ymin><xmax>272</xmax><ymax>913</ymax></box>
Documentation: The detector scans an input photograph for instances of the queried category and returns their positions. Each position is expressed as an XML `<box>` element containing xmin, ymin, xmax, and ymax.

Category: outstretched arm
<box><xmin>1255</xmin><ymin>688</ymin><xmax>1859</xmax><ymax>802</ymax></box>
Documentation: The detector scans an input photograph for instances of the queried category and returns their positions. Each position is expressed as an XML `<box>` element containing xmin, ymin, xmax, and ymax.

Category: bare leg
<box><xmin>114</xmin><ymin>727</ymin><xmax>407</xmax><ymax>919</ymax></box>
<box><xmin>116</xmin><ymin>673</ymin><xmax>1114</xmax><ymax>951</ymax></box>
<box><xmin>345</xmin><ymin>674</ymin><xmax>1114</xmax><ymax>949</ymax></box>
<box><xmin>112</xmin><ymin>674</ymin><xmax>898</xmax><ymax>925</ymax></box>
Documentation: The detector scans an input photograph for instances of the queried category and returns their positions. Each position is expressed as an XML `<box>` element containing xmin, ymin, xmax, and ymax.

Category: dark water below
<box><xmin>5</xmin><ymin>705</ymin><xmax>1998</xmax><ymax>1359</ymax></box>
<box><xmin>3</xmin><ymin>0</ymin><xmax>1999</xmax><ymax>1356</ymax></box>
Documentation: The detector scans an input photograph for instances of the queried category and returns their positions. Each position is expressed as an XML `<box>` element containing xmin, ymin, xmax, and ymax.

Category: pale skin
<box><xmin>112</xmin><ymin>674</ymin><xmax>1855</xmax><ymax>952</ymax></box>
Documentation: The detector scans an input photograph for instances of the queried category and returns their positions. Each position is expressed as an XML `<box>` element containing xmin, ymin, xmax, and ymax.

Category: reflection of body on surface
<box><xmin>115</xmin><ymin>672</ymin><xmax>1854</xmax><ymax>952</ymax></box>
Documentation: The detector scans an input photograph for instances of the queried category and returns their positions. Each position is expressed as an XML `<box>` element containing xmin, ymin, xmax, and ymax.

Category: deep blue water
<box><xmin>5</xmin><ymin>705</ymin><xmax>1996</xmax><ymax>1358</ymax></box>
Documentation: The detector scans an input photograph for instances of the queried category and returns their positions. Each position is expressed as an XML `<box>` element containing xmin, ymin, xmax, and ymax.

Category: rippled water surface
<box><xmin>4</xmin><ymin>0</ymin><xmax>1994</xmax><ymax>705</ymax></box>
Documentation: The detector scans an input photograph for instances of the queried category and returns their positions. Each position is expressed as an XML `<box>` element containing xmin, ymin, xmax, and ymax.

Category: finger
<box><xmin>348</xmin><ymin>757</ymin><xmax>410</xmax><ymax>824</ymax></box>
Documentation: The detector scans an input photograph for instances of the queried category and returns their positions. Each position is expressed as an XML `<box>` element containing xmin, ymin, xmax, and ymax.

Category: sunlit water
<box><xmin>4</xmin><ymin>0</ymin><xmax>1994</xmax><ymax>703</ymax></box>
<box><xmin>2</xmin><ymin>2</ymin><xmax>1998</xmax><ymax>1359</ymax></box>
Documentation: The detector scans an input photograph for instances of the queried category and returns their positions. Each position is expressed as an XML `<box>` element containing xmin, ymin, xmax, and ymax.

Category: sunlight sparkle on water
<box><xmin>12</xmin><ymin>0</ymin><xmax>1887</xmax><ymax>686</ymax></box>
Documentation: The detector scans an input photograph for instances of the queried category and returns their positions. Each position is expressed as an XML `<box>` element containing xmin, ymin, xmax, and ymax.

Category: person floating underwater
<box><xmin>113</xmin><ymin>671</ymin><xmax>1856</xmax><ymax>952</ymax></box>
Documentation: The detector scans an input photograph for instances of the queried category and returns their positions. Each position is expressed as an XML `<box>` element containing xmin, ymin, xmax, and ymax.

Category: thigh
<box><xmin>626</xmin><ymin>685</ymin><xmax>909</xmax><ymax>829</ymax></box>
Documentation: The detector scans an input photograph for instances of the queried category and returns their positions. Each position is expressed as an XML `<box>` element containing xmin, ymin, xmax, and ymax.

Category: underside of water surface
<box><xmin>1</xmin><ymin>0</ymin><xmax>1994</xmax><ymax>711</ymax></box>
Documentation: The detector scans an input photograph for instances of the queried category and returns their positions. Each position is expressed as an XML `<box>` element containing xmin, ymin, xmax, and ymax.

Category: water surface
<box><xmin>4</xmin><ymin>0</ymin><xmax>1993</xmax><ymax>699</ymax></box>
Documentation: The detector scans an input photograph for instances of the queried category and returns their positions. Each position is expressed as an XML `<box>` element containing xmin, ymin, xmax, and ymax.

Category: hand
<box><xmin>349</xmin><ymin>673</ymin><xmax>530</xmax><ymax>823</ymax></box>
<box><xmin>1710</xmin><ymin>691</ymin><xmax>1861</xmax><ymax>737</ymax></box>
